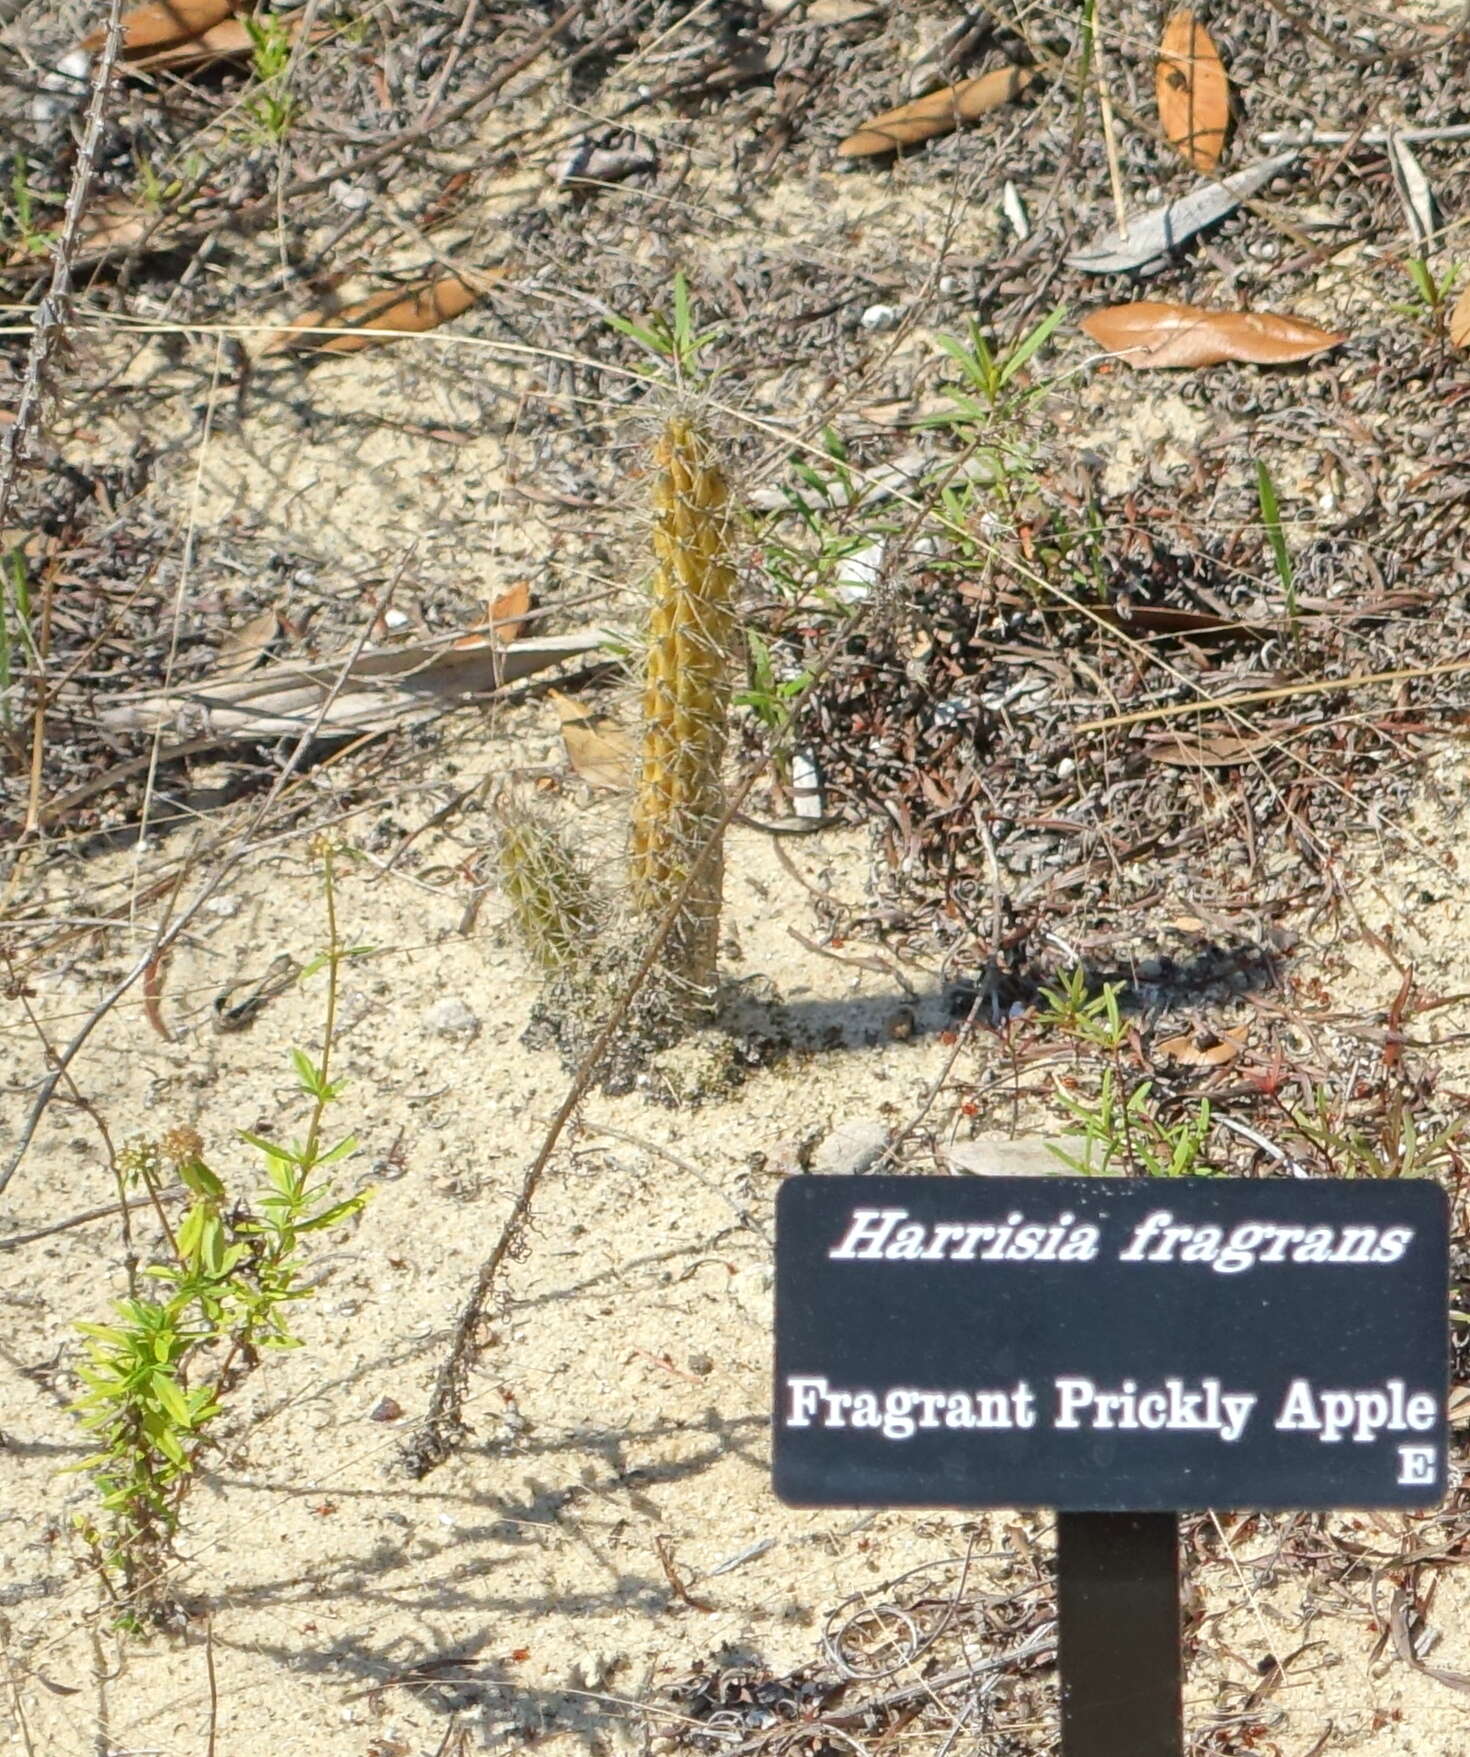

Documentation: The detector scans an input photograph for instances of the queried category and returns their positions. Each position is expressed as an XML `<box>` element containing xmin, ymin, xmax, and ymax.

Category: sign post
<box><xmin>773</xmin><ymin>1176</ymin><xmax>1448</xmax><ymax>1756</ymax></box>
<box><xmin>1056</xmin><ymin>1511</ymin><xmax>1180</xmax><ymax>1757</ymax></box>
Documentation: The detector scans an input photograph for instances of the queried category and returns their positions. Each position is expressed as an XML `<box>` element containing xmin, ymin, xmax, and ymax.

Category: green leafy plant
<box><xmin>1035</xmin><ymin>970</ymin><xmax>1212</xmax><ymax>1177</ymax></box>
<box><xmin>915</xmin><ymin>306</ymin><xmax>1086</xmax><ymax>605</ymax></box>
<box><xmin>1254</xmin><ymin>459</ymin><xmax>1297</xmax><ymax>631</ymax></box>
<box><xmin>2</xmin><ymin>153</ymin><xmax>56</xmax><ymax>256</ymax></box>
<box><xmin>243</xmin><ymin>15</ymin><xmax>297</xmax><ymax>141</ymax></box>
<box><xmin>1052</xmin><ymin>1071</ymin><xmax>1213</xmax><ymax>1178</ymax></box>
<box><xmin>1402</xmin><ymin>257</ymin><xmax>1458</xmax><ymax>324</ymax></box>
<box><xmin>734</xmin><ymin>628</ymin><xmax>811</xmax><ymax>768</ymax></box>
<box><xmin>921</xmin><ymin>306</ymin><xmax>1067</xmax><ymax>477</ymax></box>
<box><xmin>758</xmin><ymin>429</ymin><xmax>902</xmax><ymax>607</ymax></box>
<box><xmin>1034</xmin><ymin>968</ymin><xmax>1128</xmax><ymax>1053</ymax></box>
<box><xmin>0</xmin><ymin>546</ymin><xmax>34</xmax><ymax>733</ymax></box>
<box><xmin>736</xmin><ymin>627</ymin><xmax>808</xmax><ymax>726</ymax></box>
<box><xmin>71</xmin><ymin>849</ymin><xmax>368</xmax><ymax>1620</ymax></box>
<box><xmin>605</xmin><ymin>270</ymin><xmax>724</xmax><ymax>382</ymax></box>
<box><xmin>1288</xmin><ymin>1090</ymin><xmax>1466</xmax><ymax>1181</ymax></box>
<box><xmin>930</xmin><ymin>306</ymin><xmax>1068</xmax><ymax>418</ymax></box>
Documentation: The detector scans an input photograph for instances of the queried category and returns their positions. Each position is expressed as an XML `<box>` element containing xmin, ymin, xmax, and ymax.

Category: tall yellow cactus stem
<box><xmin>629</xmin><ymin>416</ymin><xmax>737</xmax><ymax>1019</ymax></box>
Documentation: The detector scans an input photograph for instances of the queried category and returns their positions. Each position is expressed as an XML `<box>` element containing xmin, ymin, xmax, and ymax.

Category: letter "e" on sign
<box><xmin>1397</xmin><ymin>1446</ymin><xmax>1436</xmax><ymax>1486</ymax></box>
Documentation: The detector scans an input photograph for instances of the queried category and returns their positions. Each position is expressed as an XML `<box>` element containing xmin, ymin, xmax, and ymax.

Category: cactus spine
<box><xmin>496</xmin><ymin>804</ymin><xmax>597</xmax><ymax>973</ymax></box>
<box><xmin>629</xmin><ymin>416</ymin><xmax>736</xmax><ymax>1019</ymax></box>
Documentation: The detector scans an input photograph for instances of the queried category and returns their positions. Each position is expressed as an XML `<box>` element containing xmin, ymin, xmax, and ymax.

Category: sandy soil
<box><xmin>3</xmin><ymin>2</ymin><xmax>1469</xmax><ymax>1753</ymax></box>
<box><xmin>2</xmin><ymin>697</ymin><xmax>1469</xmax><ymax>1757</ymax></box>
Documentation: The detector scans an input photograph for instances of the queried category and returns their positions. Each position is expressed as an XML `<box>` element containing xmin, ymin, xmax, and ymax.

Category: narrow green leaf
<box><xmin>997</xmin><ymin>303</ymin><xmax>1067</xmax><ymax>386</ymax></box>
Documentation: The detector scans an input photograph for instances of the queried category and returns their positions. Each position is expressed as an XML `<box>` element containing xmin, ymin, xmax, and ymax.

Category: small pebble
<box><xmin>812</xmin><ymin>1120</ymin><xmax>891</xmax><ymax>1176</ymax></box>
<box><xmin>946</xmin><ymin>1136</ymin><xmax>1094</xmax><ymax>1177</ymax></box>
<box><xmin>369</xmin><ymin>1397</ymin><xmax>403</xmax><ymax>1423</ymax></box>
<box><xmin>859</xmin><ymin>303</ymin><xmax>901</xmax><ymax>331</ymax></box>
<box><xmin>329</xmin><ymin>179</ymin><xmax>373</xmax><ymax>212</ymax></box>
<box><xmin>31</xmin><ymin>50</ymin><xmax>90</xmax><ymax>128</ymax></box>
<box><xmin>425</xmin><ymin>997</ymin><xmax>479</xmax><ymax>1038</ymax></box>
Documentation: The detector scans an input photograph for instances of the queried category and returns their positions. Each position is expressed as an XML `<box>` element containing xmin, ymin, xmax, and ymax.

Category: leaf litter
<box><xmin>1065</xmin><ymin>150</ymin><xmax>1300</xmax><ymax>274</ymax></box>
<box><xmin>81</xmin><ymin>0</ymin><xmax>233</xmax><ymax>57</ymax></box>
<box><xmin>4</xmin><ymin>0</ymin><xmax>1470</xmax><ymax>1749</ymax></box>
<box><xmin>1080</xmin><ymin>302</ymin><xmax>1345</xmax><ymax>369</ymax></box>
<box><xmin>260</xmin><ymin>270</ymin><xmax>501</xmax><ymax>357</ymax></box>
<box><xmin>838</xmin><ymin>65</ymin><xmax>1033</xmax><ymax>157</ymax></box>
<box><xmin>1156</xmin><ymin>10</ymin><xmax>1230</xmax><ymax>173</ymax></box>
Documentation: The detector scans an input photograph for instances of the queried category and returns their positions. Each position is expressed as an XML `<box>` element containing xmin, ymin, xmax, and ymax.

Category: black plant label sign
<box><xmin>773</xmin><ymin>1177</ymin><xmax>1448</xmax><ymax>1511</ymax></box>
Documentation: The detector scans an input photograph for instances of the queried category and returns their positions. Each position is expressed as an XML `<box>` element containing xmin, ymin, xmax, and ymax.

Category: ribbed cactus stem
<box><xmin>497</xmin><ymin>804</ymin><xmax>597</xmax><ymax>973</ymax></box>
<box><xmin>629</xmin><ymin>416</ymin><xmax>736</xmax><ymax>1015</ymax></box>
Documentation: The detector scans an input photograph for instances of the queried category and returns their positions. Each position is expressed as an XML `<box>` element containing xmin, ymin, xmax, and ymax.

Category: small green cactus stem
<box><xmin>497</xmin><ymin>803</ymin><xmax>598</xmax><ymax>973</ymax></box>
<box><xmin>629</xmin><ymin>415</ymin><xmax>736</xmax><ymax>1017</ymax></box>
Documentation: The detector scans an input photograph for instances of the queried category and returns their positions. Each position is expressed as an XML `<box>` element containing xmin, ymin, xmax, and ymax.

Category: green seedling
<box><xmin>1</xmin><ymin>546</ymin><xmax>34</xmax><ymax>732</ymax></box>
<box><xmin>918</xmin><ymin>306</ymin><xmax>1069</xmax><ymax>591</ymax></box>
<box><xmin>1289</xmin><ymin>1089</ymin><xmax>1466</xmax><ymax>1181</ymax></box>
<box><xmin>70</xmin><ymin>849</ymin><xmax>368</xmax><ymax>1621</ymax></box>
<box><xmin>735</xmin><ymin>628</ymin><xmax>811</xmax><ymax>783</ymax></box>
<box><xmin>1035</xmin><ymin>968</ymin><xmax>1128</xmax><ymax>1053</ymax></box>
<box><xmin>1402</xmin><ymin>257</ymin><xmax>1458</xmax><ymax>322</ymax></box>
<box><xmin>921</xmin><ymin>304</ymin><xmax>1067</xmax><ymax>479</ymax></box>
<box><xmin>605</xmin><ymin>270</ymin><xmax>724</xmax><ymax>381</ymax></box>
<box><xmin>1254</xmin><ymin>460</ymin><xmax>1297</xmax><ymax>632</ymax></box>
<box><xmin>760</xmin><ymin>430</ymin><xmax>903</xmax><ymax>606</ymax></box>
<box><xmin>1034</xmin><ymin>969</ymin><xmax>1213</xmax><ymax>1177</ymax></box>
<box><xmin>1052</xmin><ymin>1072</ymin><xmax>1213</xmax><ymax>1178</ymax></box>
<box><xmin>244</xmin><ymin>14</ymin><xmax>297</xmax><ymax>141</ymax></box>
<box><xmin>931</xmin><ymin>305</ymin><xmax>1069</xmax><ymax>416</ymax></box>
<box><xmin>3</xmin><ymin>153</ymin><xmax>57</xmax><ymax>256</ymax></box>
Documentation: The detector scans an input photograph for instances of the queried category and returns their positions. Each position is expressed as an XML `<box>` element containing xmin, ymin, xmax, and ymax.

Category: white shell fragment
<box><xmin>1002</xmin><ymin>180</ymin><xmax>1030</xmax><ymax>241</ymax></box>
<box><xmin>791</xmin><ymin>748</ymin><xmax>825</xmax><ymax>819</ymax></box>
<box><xmin>834</xmin><ymin>537</ymin><xmax>885</xmax><ymax>602</ymax></box>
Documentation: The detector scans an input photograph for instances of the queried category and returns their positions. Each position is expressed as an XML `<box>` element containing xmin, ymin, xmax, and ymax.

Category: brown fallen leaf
<box><xmin>549</xmin><ymin>689</ymin><xmax>633</xmax><ymax>791</ymax></box>
<box><xmin>1450</xmin><ymin>279</ymin><xmax>1470</xmax><ymax>352</ymax></box>
<box><xmin>1080</xmin><ymin>301</ymin><xmax>1345</xmax><ymax>369</ymax></box>
<box><xmin>83</xmin><ymin>0</ymin><xmax>233</xmax><ymax>56</ymax></box>
<box><xmin>1156</xmin><ymin>1025</ymin><xmax>1247</xmax><ymax>1067</ymax></box>
<box><xmin>1093</xmin><ymin>603</ymin><xmax>1263</xmax><ymax>638</ymax></box>
<box><xmin>143</xmin><ymin>950</ymin><xmax>173</xmax><ymax>1043</ymax></box>
<box><xmin>1145</xmin><ymin>726</ymin><xmax>1274</xmax><ymax>766</ymax></box>
<box><xmin>216</xmin><ymin>607</ymin><xmax>282</xmax><ymax>679</ymax></box>
<box><xmin>451</xmin><ymin>581</ymin><xmax>531</xmax><ymax>649</ymax></box>
<box><xmin>125</xmin><ymin>13</ymin><xmax>325</xmax><ymax>72</ymax></box>
<box><xmin>260</xmin><ymin>270</ymin><xmax>500</xmax><ymax>357</ymax></box>
<box><xmin>488</xmin><ymin>581</ymin><xmax>531</xmax><ymax>645</ymax></box>
<box><xmin>838</xmin><ymin>65</ymin><xmax>1032</xmax><ymax>157</ymax></box>
<box><xmin>1156</xmin><ymin>10</ymin><xmax>1229</xmax><ymax>173</ymax></box>
<box><xmin>128</xmin><ymin>15</ymin><xmax>258</xmax><ymax>70</ymax></box>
